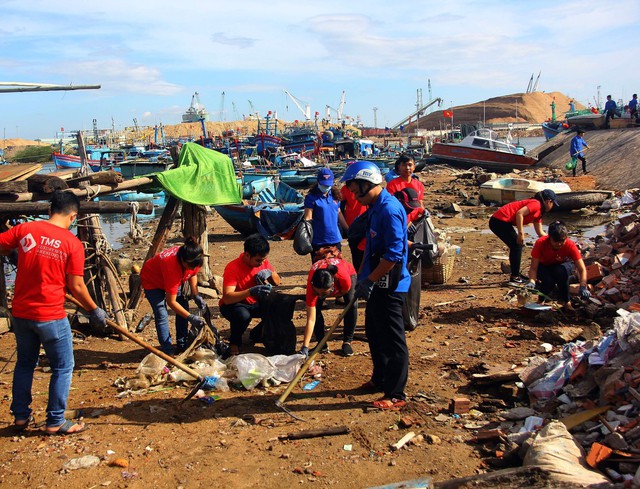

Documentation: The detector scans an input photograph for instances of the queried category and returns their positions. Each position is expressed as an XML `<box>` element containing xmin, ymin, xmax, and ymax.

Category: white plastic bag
<box><xmin>137</xmin><ymin>353</ymin><xmax>167</xmax><ymax>377</ymax></box>
<box><xmin>269</xmin><ymin>354</ymin><xmax>305</xmax><ymax>382</ymax></box>
<box><xmin>227</xmin><ymin>353</ymin><xmax>277</xmax><ymax>390</ymax></box>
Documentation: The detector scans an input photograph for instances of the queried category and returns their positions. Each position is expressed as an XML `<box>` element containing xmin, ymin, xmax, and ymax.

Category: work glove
<box><xmin>90</xmin><ymin>307</ymin><xmax>108</xmax><ymax>328</ymax></box>
<box><xmin>255</xmin><ymin>269</ymin><xmax>272</xmax><ymax>285</ymax></box>
<box><xmin>187</xmin><ymin>314</ymin><xmax>205</xmax><ymax>328</ymax></box>
<box><xmin>579</xmin><ymin>285</ymin><xmax>591</xmax><ymax>300</ymax></box>
<box><xmin>193</xmin><ymin>294</ymin><xmax>206</xmax><ymax>310</ymax></box>
<box><xmin>354</xmin><ymin>278</ymin><xmax>375</xmax><ymax>301</ymax></box>
<box><xmin>299</xmin><ymin>346</ymin><xmax>309</xmax><ymax>359</ymax></box>
<box><xmin>249</xmin><ymin>284</ymin><xmax>272</xmax><ymax>299</ymax></box>
<box><xmin>525</xmin><ymin>280</ymin><xmax>536</xmax><ymax>289</ymax></box>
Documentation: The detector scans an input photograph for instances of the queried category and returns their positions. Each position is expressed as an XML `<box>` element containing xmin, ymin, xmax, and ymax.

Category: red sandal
<box><xmin>371</xmin><ymin>398</ymin><xmax>407</xmax><ymax>410</ymax></box>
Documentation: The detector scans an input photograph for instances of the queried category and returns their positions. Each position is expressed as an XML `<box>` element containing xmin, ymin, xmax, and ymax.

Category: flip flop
<box><xmin>45</xmin><ymin>419</ymin><xmax>88</xmax><ymax>436</ymax></box>
<box><xmin>371</xmin><ymin>398</ymin><xmax>407</xmax><ymax>411</ymax></box>
<box><xmin>13</xmin><ymin>415</ymin><xmax>34</xmax><ymax>433</ymax></box>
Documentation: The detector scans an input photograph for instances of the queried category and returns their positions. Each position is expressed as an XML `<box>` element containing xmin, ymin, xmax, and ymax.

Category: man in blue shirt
<box><xmin>604</xmin><ymin>95</ymin><xmax>617</xmax><ymax>128</ymax></box>
<box><xmin>629</xmin><ymin>94</ymin><xmax>638</xmax><ymax>121</ymax></box>
<box><xmin>569</xmin><ymin>129</ymin><xmax>589</xmax><ymax>176</ymax></box>
<box><xmin>342</xmin><ymin>160</ymin><xmax>410</xmax><ymax>409</ymax></box>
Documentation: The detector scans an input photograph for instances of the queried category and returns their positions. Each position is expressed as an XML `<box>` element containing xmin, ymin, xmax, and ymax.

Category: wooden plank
<box><xmin>0</xmin><ymin>200</ymin><xmax>154</xmax><ymax>216</ymax></box>
<box><xmin>15</xmin><ymin>165</ymin><xmax>43</xmax><ymax>181</ymax></box>
<box><xmin>0</xmin><ymin>164</ymin><xmax>43</xmax><ymax>182</ymax></box>
<box><xmin>26</xmin><ymin>174</ymin><xmax>68</xmax><ymax>193</ymax></box>
<box><xmin>0</xmin><ymin>181</ymin><xmax>28</xmax><ymax>193</ymax></box>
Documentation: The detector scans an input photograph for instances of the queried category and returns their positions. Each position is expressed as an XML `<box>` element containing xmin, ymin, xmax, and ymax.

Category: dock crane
<box><xmin>284</xmin><ymin>90</ymin><xmax>311</xmax><ymax>120</ymax></box>
<box><xmin>248</xmin><ymin>100</ymin><xmax>259</xmax><ymax>119</ymax></box>
<box><xmin>219</xmin><ymin>91</ymin><xmax>226</xmax><ymax>121</ymax></box>
<box><xmin>325</xmin><ymin>90</ymin><xmax>347</xmax><ymax>123</ymax></box>
<box><xmin>390</xmin><ymin>97</ymin><xmax>443</xmax><ymax>130</ymax></box>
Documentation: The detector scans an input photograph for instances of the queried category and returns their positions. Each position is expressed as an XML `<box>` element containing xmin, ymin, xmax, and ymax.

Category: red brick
<box><xmin>586</xmin><ymin>262</ymin><xmax>605</xmax><ymax>283</ymax></box>
<box><xmin>450</xmin><ymin>397</ymin><xmax>471</xmax><ymax>414</ymax></box>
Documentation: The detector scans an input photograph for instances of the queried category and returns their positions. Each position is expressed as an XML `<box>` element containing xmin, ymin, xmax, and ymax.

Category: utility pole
<box><xmin>373</xmin><ymin>107</ymin><xmax>378</xmax><ymax>130</ymax></box>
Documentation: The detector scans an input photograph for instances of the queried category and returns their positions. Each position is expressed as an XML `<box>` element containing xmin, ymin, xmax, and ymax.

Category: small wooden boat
<box><xmin>52</xmin><ymin>152</ymin><xmax>102</xmax><ymax>171</ymax></box>
<box><xmin>118</xmin><ymin>159</ymin><xmax>173</xmax><ymax>179</ymax></box>
<box><xmin>554</xmin><ymin>190</ymin><xmax>615</xmax><ymax>211</ymax></box>
<box><xmin>566</xmin><ymin>113</ymin><xmax>605</xmax><ymax>130</ymax></box>
<box><xmin>541</xmin><ymin>121</ymin><xmax>568</xmax><ymax>140</ymax></box>
<box><xmin>479</xmin><ymin>178</ymin><xmax>571</xmax><ymax>205</ymax></box>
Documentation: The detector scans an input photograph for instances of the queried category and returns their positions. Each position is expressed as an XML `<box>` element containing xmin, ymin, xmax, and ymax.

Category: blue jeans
<box><xmin>11</xmin><ymin>316</ymin><xmax>74</xmax><ymax>428</ymax></box>
<box><xmin>144</xmin><ymin>288</ymin><xmax>189</xmax><ymax>354</ymax></box>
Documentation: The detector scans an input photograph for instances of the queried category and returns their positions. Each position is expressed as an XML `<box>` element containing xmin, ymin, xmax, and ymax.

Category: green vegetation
<box><xmin>9</xmin><ymin>145</ymin><xmax>53</xmax><ymax>164</ymax></box>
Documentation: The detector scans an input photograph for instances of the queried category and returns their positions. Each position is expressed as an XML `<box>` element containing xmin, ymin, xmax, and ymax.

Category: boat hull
<box><xmin>431</xmin><ymin>143</ymin><xmax>538</xmax><ymax>172</ymax></box>
<box><xmin>118</xmin><ymin>160</ymin><xmax>173</xmax><ymax>179</ymax></box>
<box><xmin>52</xmin><ymin>153</ymin><xmax>102</xmax><ymax>171</ymax></box>
<box><xmin>479</xmin><ymin>178</ymin><xmax>572</xmax><ymax>205</ymax></box>
<box><xmin>541</xmin><ymin>122</ymin><xmax>564</xmax><ymax>140</ymax></box>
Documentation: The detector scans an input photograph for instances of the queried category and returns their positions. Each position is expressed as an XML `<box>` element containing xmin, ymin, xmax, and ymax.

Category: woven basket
<box><xmin>421</xmin><ymin>253</ymin><xmax>456</xmax><ymax>285</ymax></box>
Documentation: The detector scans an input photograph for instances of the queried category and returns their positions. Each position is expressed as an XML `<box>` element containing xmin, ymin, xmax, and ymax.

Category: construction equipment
<box><xmin>325</xmin><ymin>90</ymin><xmax>347</xmax><ymax>123</ymax></box>
<box><xmin>275</xmin><ymin>296</ymin><xmax>357</xmax><ymax>421</ymax></box>
<box><xmin>219</xmin><ymin>91</ymin><xmax>226</xmax><ymax>122</ymax></box>
<box><xmin>390</xmin><ymin>97</ymin><xmax>443</xmax><ymax>130</ymax></box>
<box><xmin>284</xmin><ymin>89</ymin><xmax>311</xmax><ymax>120</ymax></box>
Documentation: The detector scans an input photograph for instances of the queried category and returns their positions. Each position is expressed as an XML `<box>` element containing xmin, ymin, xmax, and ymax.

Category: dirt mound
<box><xmin>2</xmin><ymin>138</ymin><xmax>49</xmax><ymax>149</ymax></box>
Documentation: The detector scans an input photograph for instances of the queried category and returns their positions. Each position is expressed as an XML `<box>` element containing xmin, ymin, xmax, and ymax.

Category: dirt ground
<box><xmin>0</xmin><ymin>169</ymin><xmax>615</xmax><ymax>488</ymax></box>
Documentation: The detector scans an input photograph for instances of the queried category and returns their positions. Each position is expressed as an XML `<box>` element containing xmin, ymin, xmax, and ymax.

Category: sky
<box><xmin>1</xmin><ymin>0</ymin><xmax>639</xmax><ymax>141</ymax></box>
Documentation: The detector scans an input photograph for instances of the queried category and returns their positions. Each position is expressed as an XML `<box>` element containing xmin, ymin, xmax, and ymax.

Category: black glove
<box><xmin>354</xmin><ymin>278</ymin><xmax>375</xmax><ymax>300</ymax></box>
<box><xmin>255</xmin><ymin>269</ymin><xmax>272</xmax><ymax>285</ymax></box>
<box><xmin>193</xmin><ymin>294</ymin><xmax>206</xmax><ymax>310</ymax></box>
<box><xmin>187</xmin><ymin>314</ymin><xmax>205</xmax><ymax>328</ymax></box>
<box><xmin>90</xmin><ymin>307</ymin><xmax>108</xmax><ymax>328</ymax></box>
<box><xmin>408</xmin><ymin>222</ymin><xmax>417</xmax><ymax>237</ymax></box>
<box><xmin>579</xmin><ymin>285</ymin><xmax>591</xmax><ymax>300</ymax></box>
<box><xmin>249</xmin><ymin>284</ymin><xmax>272</xmax><ymax>299</ymax></box>
<box><xmin>299</xmin><ymin>346</ymin><xmax>309</xmax><ymax>358</ymax></box>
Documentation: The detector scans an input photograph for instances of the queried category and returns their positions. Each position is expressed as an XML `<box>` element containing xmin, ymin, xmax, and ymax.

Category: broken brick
<box><xmin>450</xmin><ymin>397</ymin><xmax>471</xmax><ymax>414</ymax></box>
<box><xmin>586</xmin><ymin>443</ymin><xmax>613</xmax><ymax>468</ymax></box>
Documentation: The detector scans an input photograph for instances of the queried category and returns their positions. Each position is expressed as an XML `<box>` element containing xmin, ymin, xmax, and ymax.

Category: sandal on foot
<box><xmin>371</xmin><ymin>398</ymin><xmax>407</xmax><ymax>410</ymax></box>
<box><xmin>45</xmin><ymin>419</ymin><xmax>88</xmax><ymax>436</ymax></box>
<box><xmin>13</xmin><ymin>415</ymin><xmax>34</xmax><ymax>433</ymax></box>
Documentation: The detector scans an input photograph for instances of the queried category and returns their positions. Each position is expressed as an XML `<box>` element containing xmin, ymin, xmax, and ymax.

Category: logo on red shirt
<box><xmin>20</xmin><ymin>233</ymin><xmax>36</xmax><ymax>253</ymax></box>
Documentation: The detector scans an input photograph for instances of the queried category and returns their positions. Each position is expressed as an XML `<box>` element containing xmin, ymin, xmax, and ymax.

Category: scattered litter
<box><xmin>302</xmin><ymin>380</ymin><xmax>320</xmax><ymax>391</ymax></box>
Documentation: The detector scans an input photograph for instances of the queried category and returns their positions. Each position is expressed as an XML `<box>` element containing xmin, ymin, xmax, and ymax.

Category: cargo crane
<box><xmin>284</xmin><ymin>89</ymin><xmax>311</xmax><ymax>120</ymax></box>
<box><xmin>390</xmin><ymin>97</ymin><xmax>443</xmax><ymax>130</ymax></box>
<box><xmin>325</xmin><ymin>90</ymin><xmax>347</xmax><ymax>123</ymax></box>
<box><xmin>248</xmin><ymin>100</ymin><xmax>259</xmax><ymax>119</ymax></box>
<box><xmin>219</xmin><ymin>91</ymin><xmax>226</xmax><ymax>122</ymax></box>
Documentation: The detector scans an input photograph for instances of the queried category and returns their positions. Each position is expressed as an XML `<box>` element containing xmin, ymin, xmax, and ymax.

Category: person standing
<box><xmin>219</xmin><ymin>234</ymin><xmax>281</xmax><ymax>355</ymax></box>
<box><xmin>141</xmin><ymin>237</ymin><xmax>206</xmax><ymax>355</ymax></box>
<box><xmin>300</xmin><ymin>257</ymin><xmax>357</xmax><ymax>357</ymax></box>
<box><xmin>342</xmin><ymin>161</ymin><xmax>410</xmax><ymax>410</ymax></box>
<box><xmin>385</xmin><ymin>154</ymin><xmax>425</xmax><ymax>209</ymax></box>
<box><xmin>340</xmin><ymin>183</ymin><xmax>366</xmax><ymax>270</ymax></box>
<box><xmin>604</xmin><ymin>95</ymin><xmax>617</xmax><ymax>128</ymax></box>
<box><xmin>526</xmin><ymin>220</ymin><xmax>590</xmax><ymax>312</ymax></box>
<box><xmin>489</xmin><ymin>189</ymin><xmax>558</xmax><ymax>286</ymax></box>
<box><xmin>303</xmin><ymin>167</ymin><xmax>347</xmax><ymax>262</ymax></box>
<box><xmin>629</xmin><ymin>94</ymin><xmax>638</xmax><ymax>121</ymax></box>
<box><xmin>0</xmin><ymin>191</ymin><xmax>107</xmax><ymax>435</ymax></box>
<box><xmin>569</xmin><ymin>129</ymin><xmax>589</xmax><ymax>176</ymax></box>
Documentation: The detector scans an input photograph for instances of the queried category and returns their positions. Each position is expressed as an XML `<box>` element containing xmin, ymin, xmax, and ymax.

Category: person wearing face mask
<box><xmin>303</xmin><ymin>167</ymin><xmax>348</xmax><ymax>263</ymax></box>
<box><xmin>300</xmin><ymin>257</ymin><xmax>357</xmax><ymax>357</ymax></box>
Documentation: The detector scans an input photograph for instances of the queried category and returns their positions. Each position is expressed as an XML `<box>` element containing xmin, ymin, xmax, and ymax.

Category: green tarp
<box><xmin>155</xmin><ymin>142</ymin><xmax>242</xmax><ymax>205</ymax></box>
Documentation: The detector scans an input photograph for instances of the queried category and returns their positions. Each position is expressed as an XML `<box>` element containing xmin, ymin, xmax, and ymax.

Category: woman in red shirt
<box><xmin>489</xmin><ymin>189</ymin><xmax>558</xmax><ymax>286</ymax></box>
<box><xmin>526</xmin><ymin>221</ymin><xmax>590</xmax><ymax>312</ymax></box>
<box><xmin>301</xmin><ymin>257</ymin><xmax>357</xmax><ymax>357</ymax></box>
<box><xmin>141</xmin><ymin>237</ymin><xmax>205</xmax><ymax>355</ymax></box>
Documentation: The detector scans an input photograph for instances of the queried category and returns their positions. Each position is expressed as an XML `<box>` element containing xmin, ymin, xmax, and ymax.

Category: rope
<box><xmin>128</xmin><ymin>201</ymin><xmax>144</xmax><ymax>242</ymax></box>
<box><xmin>84</xmin><ymin>184</ymin><xmax>101</xmax><ymax>201</ymax></box>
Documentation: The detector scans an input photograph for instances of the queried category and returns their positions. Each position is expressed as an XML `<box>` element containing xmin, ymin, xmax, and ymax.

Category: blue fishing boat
<box><xmin>214</xmin><ymin>181</ymin><xmax>304</xmax><ymax>239</ymax></box>
<box><xmin>99</xmin><ymin>190</ymin><xmax>166</xmax><ymax>202</ymax></box>
<box><xmin>118</xmin><ymin>159</ymin><xmax>174</xmax><ymax>179</ymax></box>
<box><xmin>541</xmin><ymin>121</ymin><xmax>566</xmax><ymax>140</ymax></box>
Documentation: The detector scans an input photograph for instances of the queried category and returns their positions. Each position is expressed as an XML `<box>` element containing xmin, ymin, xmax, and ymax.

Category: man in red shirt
<box><xmin>340</xmin><ymin>184</ymin><xmax>366</xmax><ymax>270</ymax></box>
<box><xmin>526</xmin><ymin>220</ymin><xmax>590</xmax><ymax>311</ymax></box>
<box><xmin>219</xmin><ymin>234</ymin><xmax>281</xmax><ymax>355</ymax></box>
<box><xmin>386</xmin><ymin>154</ymin><xmax>425</xmax><ymax>207</ymax></box>
<box><xmin>0</xmin><ymin>191</ymin><xmax>107</xmax><ymax>435</ymax></box>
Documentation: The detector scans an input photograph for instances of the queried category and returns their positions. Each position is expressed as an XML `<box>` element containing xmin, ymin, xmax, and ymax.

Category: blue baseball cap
<box><xmin>540</xmin><ymin>189</ymin><xmax>559</xmax><ymax>208</ymax></box>
<box><xmin>317</xmin><ymin>167</ymin><xmax>334</xmax><ymax>186</ymax></box>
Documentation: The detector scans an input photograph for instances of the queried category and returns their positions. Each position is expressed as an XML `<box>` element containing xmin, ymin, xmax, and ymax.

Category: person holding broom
<box><xmin>569</xmin><ymin>129</ymin><xmax>589</xmax><ymax>176</ymax></box>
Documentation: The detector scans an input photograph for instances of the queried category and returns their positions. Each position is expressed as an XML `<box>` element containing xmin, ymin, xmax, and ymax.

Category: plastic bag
<box><xmin>565</xmin><ymin>157</ymin><xmax>577</xmax><ymax>171</ymax></box>
<box><xmin>137</xmin><ymin>353</ymin><xmax>167</xmax><ymax>377</ymax></box>
<box><xmin>293</xmin><ymin>220</ymin><xmax>313</xmax><ymax>255</ymax></box>
<box><xmin>226</xmin><ymin>353</ymin><xmax>278</xmax><ymax>390</ymax></box>
<box><xmin>268</xmin><ymin>354</ymin><xmax>305</xmax><ymax>383</ymax></box>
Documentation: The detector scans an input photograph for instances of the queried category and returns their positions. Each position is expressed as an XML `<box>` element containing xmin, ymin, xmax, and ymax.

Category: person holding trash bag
<box><xmin>526</xmin><ymin>220</ymin><xmax>590</xmax><ymax>312</ymax></box>
<box><xmin>303</xmin><ymin>167</ymin><xmax>348</xmax><ymax>263</ymax></box>
<box><xmin>141</xmin><ymin>236</ymin><xmax>206</xmax><ymax>356</ymax></box>
<box><xmin>386</xmin><ymin>154</ymin><xmax>425</xmax><ymax>210</ymax></box>
<box><xmin>219</xmin><ymin>234</ymin><xmax>281</xmax><ymax>355</ymax></box>
<box><xmin>300</xmin><ymin>257</ymin><xmax>357</xmax><ymax>357</ymax></box>
<box><xmin>343</xmin><ymin>160</ymin><xmax>411</xmax><ymax>410</ymax></box>
<box><xmin>0</xmin><ymin>191</ymin><xmax>107</xmax><ymax>435</ymax></box>
<box><xmin>569</xmin><ymin>129</ymin><xmax>589</xmax><ymax>176</ymax></box>
<box><xmin>489</xmin><ymin>189</ymin><xmax>558</xmax><ymax>286</ymax></box>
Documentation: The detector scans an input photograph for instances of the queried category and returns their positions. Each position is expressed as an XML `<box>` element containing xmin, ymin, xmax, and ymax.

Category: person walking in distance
<box><xmin>0</xmin><ymin>191</ymin><xmax>108</xmax><ymax>435</ymax></box>
<box><xmin>569</xmin><ymin>129</ymin><xmax>589</xmax><ymax>176</ymax></box>
<box><xmin>604</xmin><ymin>95</ymin><xmax>617</xmax><ymax>128</ymax></box>
<box><xmin>629</xmin><ymin>94</ymin><xmax>638</xmax><ymax>121</ymax></box>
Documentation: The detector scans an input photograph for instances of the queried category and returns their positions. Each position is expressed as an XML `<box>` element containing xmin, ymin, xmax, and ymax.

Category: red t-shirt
<box><xmin>140</xmin><ymin>246</ymin><xmax>200</xmax><ymax>295</ymax></box>
<box><xmin>305</xmin><ymin>258</ymin><xmax>356</xmax><ymax>307</ymax></box>
<box><xmin>386</xmin><ymin>176</ymin><xmax>425</xmax><ymax>202</ymax></box>
<box><xmin>220</xmin><ymin>253</ymin><xmax>275</xmax><ymax>305</ymax></box>
<box><xmin>340</xmin><ymin>185</ymin><xmax>366</xmax><ymax>226</ymax></box>
<box><xmin>492</xmin><ymin>199</ymin><xmax>543</xmax><ymax>226</ymax></box>
<box><xmin>531</xmin><ymin>235</ymin><xmax>582</xmax><ymax>266</ymax></box>
<box><xmin>0</xmin><ymin>220</ymin><xmax>85</xmax><ymax>321</ymax></box>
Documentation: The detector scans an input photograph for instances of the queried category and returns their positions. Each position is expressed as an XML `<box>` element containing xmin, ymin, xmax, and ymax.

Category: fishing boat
<box><xmin>541</xmin><ymin>121</ymin><xmax>568</xmax><ymax>140</ymax></box>
<box><xmin>214</xmin><ymin>181</ymin><xmax>304</xmax><ymax>239</ymax></box>
<box><xmin>566</xmin><ymin>112</ymin><xmax>606</xmax><ymax>130</ymax></box>
<box><xmin>118</xmin><ymin>159</ymin><xmax>174</xmax><ymax>179</ymax></box>
<box><xmin>431</xmin><ymin>128</ymin><xmax>538</xmax><ymax>172</ymax></box>
<box><xmin>239</xmin><ymin>175</ymin><xmax>275</xmax><ymax>199</ymax></box>
<box><xmin>52</xmin><ymin>152</ymin><xmax>102</xmax><ymax>171</ymax></box>
<box><xmin>99</xmin><ymin>190</ymin><xmax>166</xmax><ymax>203</ymax></box>
<box><xmin>555</xmin><ymin>190</ymin><xmax>615</xmax><ymax>211</ymax></box>
<box><xmin>479</xmin><ymin>178</ymin><xmax>572</xmax><ymax>205</ymax></box>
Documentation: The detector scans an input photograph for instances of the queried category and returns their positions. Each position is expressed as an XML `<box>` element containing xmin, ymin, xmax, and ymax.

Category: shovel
<box><xmin>65</xmin><ymin>293</ymin><xmax>216</xmax><ymax>402</ymax></box>
<box><xmin>275</xmin><ymin>296</ymin><xmax>357</xmax><ymax>421</ymax></box>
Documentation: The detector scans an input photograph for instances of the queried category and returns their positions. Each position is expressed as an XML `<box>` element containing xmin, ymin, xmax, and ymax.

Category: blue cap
<box><xmin>317</xmin><ymin>167</ymin><xmax>334</xmax><ymax>186</ymax></box>
<box><xmin>541</xmin><ymin>189</ymin><xmax>559</xmax><ymax>208</ymax></box>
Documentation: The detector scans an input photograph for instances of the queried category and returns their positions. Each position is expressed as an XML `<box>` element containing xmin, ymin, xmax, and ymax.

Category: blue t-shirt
<box><xmin>604</xmin><ymin>99</ymin><xmax>617</xmax><ymax>111</ymax></box>
<box><xmin>304</xmin><ymin>188</ymin><xmax>342</xmax><ymax>246</ymax></box>
<box><xmin>570</xmin><ymin>135</ymin><xmax>587</xmax><ymax>157</ymax></box>
<box><xmin>629</xmin><ymin>98</ymin><xmax>638</xmax><ymax>111</ymax></box>
<box><xmin>360</xmin><ymin>189</ymin><xmax>410</xmax><ymax>293</ymax></box>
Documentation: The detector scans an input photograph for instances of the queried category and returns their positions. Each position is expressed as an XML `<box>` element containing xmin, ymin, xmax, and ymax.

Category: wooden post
<box><xmin>0</xmin><ymin>200</ymin><xmax>154</xmax><ymax>216</ymax></box>
<box><xmin>182</xmin><ymin>203</ymin><xmax>211</xmax><ymax>281</ymax></box>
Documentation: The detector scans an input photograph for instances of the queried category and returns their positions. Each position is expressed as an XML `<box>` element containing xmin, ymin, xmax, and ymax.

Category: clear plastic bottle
<box><xmin>135</xmin><ymin>313</ymin><xmax>152</xmax><ymax>333</ymax></box>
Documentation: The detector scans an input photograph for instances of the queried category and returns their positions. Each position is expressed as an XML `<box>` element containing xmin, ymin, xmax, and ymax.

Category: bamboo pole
<box><xmin>0</xmin><ymin>200</ymin><xmax>154</xmax><ymax>216</ymax></box>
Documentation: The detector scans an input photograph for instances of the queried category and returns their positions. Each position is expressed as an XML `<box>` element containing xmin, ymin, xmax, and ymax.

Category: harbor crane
<box><xmin>390</xmin><ymin>97</ymin><xmax>443</xmax><ymax>130</ymax></box>
<box><xmin>325</xmin><ymin>90</ymin><xmax>347</xmax><ymax>123</ymax></box>
<box><xmin>219</xmin><ymin>91</ymin><xmax>226</xmax><ymax>122</ymax></box>
<box><xmin>284</xmin><ymin>90</ymin><xmax>311</xmax><ymax>120</ymax></box>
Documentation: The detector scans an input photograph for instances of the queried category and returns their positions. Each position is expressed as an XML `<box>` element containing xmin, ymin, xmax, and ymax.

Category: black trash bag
<box><xmin>293</xmin><ymin>219</ymin><xmax>313</xmax><ymax>255</ymax></box>
<box><xmin>410</xmin><ymin>213</ymin><xmax>439</xmax><ymax>269</ymax></box>
<box><xmin>251</xmin><ymin>292</ymin><xmax>303</xmax><ymax>355</ymax></box>
<box><xmin>402</xmin><ymin>261</ymin><xmax>422</xmax><ymax>332</ymax></box>
<box><xmin>347</xmin><ymin>209</ymin><xmax>369</xmax><ymax>249</ymax></box>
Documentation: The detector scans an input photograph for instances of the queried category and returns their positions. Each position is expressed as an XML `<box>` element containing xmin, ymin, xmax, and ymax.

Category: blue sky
<box><xmin>1</xmin><ymin>0</ymin><xmax>638</xmax><ymax>141</ymax></box>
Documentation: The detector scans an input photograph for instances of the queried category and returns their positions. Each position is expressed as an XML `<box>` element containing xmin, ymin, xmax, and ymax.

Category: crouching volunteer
<box><xmin>0</xmin><ymin>191</ymin><xmax>107</xmax><ymax>435</ymax></box>
<box><xmin>526</xmin><ymin>220</ymin><xmax>590</xmax><ymax>312</ymax></box>
<box><xmin>219</xmin><ymin>234</ymin><xmax>281</xmax><ymax>355</ymax></box>
<box><xmin>141</xmin><ymin>237</ymin><xmax>206</xmax><ymax>355</ymax></box>
<box><xmin>342</xmin><ymin>161</ymin><xmax>411</xmax><ymax>410</ymax></box>
<box><xmin>301</xmin><ymin>256</ymin><xmax>357</xmax><ymax>357</ymax></box>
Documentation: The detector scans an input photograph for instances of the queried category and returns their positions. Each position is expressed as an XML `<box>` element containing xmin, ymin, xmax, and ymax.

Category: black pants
<box><xmin>313</xmin><ymin>275</ymin><xmax>357</xmax><ymax>343</ymax></box>
<box><xmin>365</xmin><ymin>288</ymin><xmax>408</xmax><ymax>400</ymax></box>
<box><xmin>220</xmin><ymin>301</ymin><xmax>263</xmax><ymax>346</ymax></box>
<box><xmin>537</xmin><ymin>262</ymin><xmax>572</xmax><ymax>302</ymax></box>
<box><xmin>489</xmin><ymin>216</ymin><xmax>522</xmax><ymax>278</ymax></box>
<box><xmin>605</xmin><ymin>109</ymin><xmax>616</xmax><ymax>128</ymax></box>
<box><xmin>573</xmin><ymin>155</ymin><xmax>587</xmax><ymax>176</ymax></box>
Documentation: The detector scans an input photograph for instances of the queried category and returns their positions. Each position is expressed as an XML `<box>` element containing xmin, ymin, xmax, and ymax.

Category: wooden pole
<box><xmin>0</xmin><ymin>200</ymin><xmax>154</xmax><ymax>216</ymax></box>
